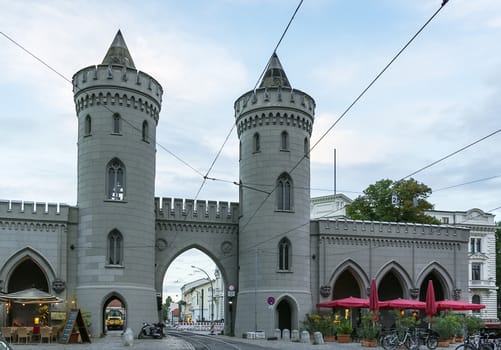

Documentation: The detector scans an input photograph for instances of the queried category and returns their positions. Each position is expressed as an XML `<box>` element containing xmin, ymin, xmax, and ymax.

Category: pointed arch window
<box><xmin>142</xmin><ymin>120</ymin><xmax>149</xmax><ymax>142</ymax></box>
<box><xmin>280</xmin><ymin>131</ymin><xmax>289</xmax><ymax>151</ymax></box>
<box><xmin>278</xmin><ymin>237</ymin><xmax>291</xmax><ymax>271</ymax></box>
<box><xmin>304</xmin><ymin>137</ymin><xmax>309</xmax><ymax>158</ymax></box>
<box><xmin>253</xmin><ymin>132</ymin><xmax>260</xmax><ymax>153</ymax></box>
<box><xmin>84</xmin><ymin>115</ymin><xmax>92</xmax><ymax>136</ymax></box>
<box><xmin>277</xmin><ymin>173</ymin><xmax>293</xmax><ymax>211</ymax></box>
<box><xmin>107</xmin><ymin>229</ymin><xmax>123</xmax><ymax>265</ymax></box>
<box><xmin>112</xmin><ymin>113</ymin><xmax>121</xmax><ymax>134</ymax></box>
<box><xmin>472</xmin><ymin>294</ymin><xmax>481</xmax><ymax>313</ymax></box>
<box><xmin>107</xmin><ymin>158</ymin><xmax>125</xmax><ymax>200</ymax></box>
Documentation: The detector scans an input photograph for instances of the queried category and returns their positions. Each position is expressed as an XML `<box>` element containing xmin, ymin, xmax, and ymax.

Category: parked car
<box><xmin>106</xmin><ymin>310</ymin><xmax>124</xmax><ymax>330</ymax></box>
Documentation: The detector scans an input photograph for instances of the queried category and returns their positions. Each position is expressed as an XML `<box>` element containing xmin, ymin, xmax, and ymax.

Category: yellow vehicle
<box><xmin>106</xmin><ymin>309</ymin><xmax>124</xmax><ymax>330</ymax></box>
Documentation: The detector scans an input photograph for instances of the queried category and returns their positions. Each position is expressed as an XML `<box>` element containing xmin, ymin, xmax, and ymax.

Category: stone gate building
<box><xmin>0</xmin><ymin>31</ymin><xmax>495</xmax><ymax>338</ymax></box>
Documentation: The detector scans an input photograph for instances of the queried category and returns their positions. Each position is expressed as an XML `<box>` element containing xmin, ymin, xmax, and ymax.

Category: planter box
<box><xmin>337</xmin><ymin>334</ymin><xmax>351</xmax><ymax>343</ymax></box>
<box><xmin>324</xmin><ymin>335</ymin><xmax>336</xmax><ymax>342</ymax></box>
<box><xmin>361</xmin><ymin>339</ymin><xmax>378</xmax><ymax>347</ymax></box>
<box><xmin>438</xmin><ymin>340</ymin><xmax>450</xmax><ymax>347</ymax></box>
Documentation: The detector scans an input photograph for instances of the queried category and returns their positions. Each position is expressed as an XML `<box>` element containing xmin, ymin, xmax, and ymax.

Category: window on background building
<box><xmin>472</xmin><ymin>294</ymin><xmax>481</xmax><ymax>314</ymax></box>
<box><xmin>107</xmin><ymin>158</ymin><xmax>125</xmax><ymax>200</ymax></box>
<box><xmin>142</xmin><ymin>120</ymin><xmax>149</xmax><ymax>141</ymax></box>
<box><xmin>107</xmin><ymin>229</ymin><xmax>123</xmax><ymax>265</ymax></box>
<box><xmin>441</xmin><ymin>217</ymin><xmax>449</xmax><ymax>224</ymax></box>
<box><xmin>278</xmin><ymin>237</ymin><xmax>291</xmax><ymax>271</ymax></box>
<box><xmin>84</xmin><ymin>115</ymin><xmax>92</xmax><ymax>135</ymax></box>
<box><xmin>280</xmin><ymin>131</ymin><xmax>289</xmax><ymax>150</ymax></box>
<box><xmin>471</xmin><ymin>263</ymin><xmax>481</xmax><ymax>280</ymax></box>
<box><xmin>112</xmin><ymin>113</ymin><xmax>121</xmax><ymax>134</ymax></box>
<box><xmin>277</xmin><ymin>173</ymin><xmax>293</xmax><ymax>211</ymax></box>
<box><xmin>253</xmin><ymin>132</ymin><xmax>260</xmax><ymax>152</ymax></box>
<box><xmin>470</xmin><ymin>238</ymin><xmax>482</xmax><ymax>253</ymax></box>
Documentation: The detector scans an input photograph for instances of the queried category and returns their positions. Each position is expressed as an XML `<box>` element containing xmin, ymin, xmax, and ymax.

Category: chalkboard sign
<box><xmin>60</xmin><ymin>309</ymin><xmax>91</xmax><ymax>344</ymax></box>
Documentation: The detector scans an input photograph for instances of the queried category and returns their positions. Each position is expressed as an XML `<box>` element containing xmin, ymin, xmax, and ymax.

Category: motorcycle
<box><xmin>137</xmin><ymin>321</ymin><xmax>165</xmax><ymax>339</ymax></box>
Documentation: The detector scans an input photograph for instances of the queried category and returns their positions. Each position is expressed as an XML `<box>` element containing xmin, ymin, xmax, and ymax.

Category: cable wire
<box><xmin>238</xmin><ymin>1</ymin><xmax>451</xmax><ymax>241</ymax></box>
<box><xmin>0</xmin><ymin>31</ymin><xmax>206</xmax><ymax>180</ymax></box>
<box><xmin>399</xmin><ymin>128</ymin><xmax>501</xmax><ymax>181</ymax></box>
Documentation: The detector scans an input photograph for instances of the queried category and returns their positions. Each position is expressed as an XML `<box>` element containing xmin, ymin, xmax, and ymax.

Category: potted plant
<box><xmin>302</xmin><ymin>313</ymin><xmax>337</xmax><ymax>341</ymax></box>
<box><xmin>444</xmin><ymin>313</ymin><xmax>462</xmax><ymax>343</ymax></box>
<box><xmin>464</xmin><ymin>315</ymin><xmax>484</xmax><ymax>336</ymax></box>
<box><xmin>337</xmin><ymin>319</ymin><xmax>353</xmax><ymax>343</ymax></box>
<box><xmin>359</xmin><ymin>311</ymin><xmax>379</xmax><ymax>347</ymax></box>
<box><xmin>433</xmin><ymin>316</ymin><xmax>454</xmax><ymax>347</ymax></box>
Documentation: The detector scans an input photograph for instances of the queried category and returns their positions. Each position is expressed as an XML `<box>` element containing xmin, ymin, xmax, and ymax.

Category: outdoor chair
<box><xmin>17</xmin><ymin>327</ymin><xmax>31</xmax><ymax>344</ymax></box>
<box><xmin>40</xmin><ymin>327</ymin><xmax>52</xmax><ymax>343</ymax></box>
<box><xmin>0</xmin><ymin>328</ymin><xmax>15</xmax><ymax>343</ymax></box>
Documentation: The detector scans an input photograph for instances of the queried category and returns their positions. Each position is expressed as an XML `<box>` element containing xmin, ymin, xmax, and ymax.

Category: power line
<box><xmin>238</xmin><ymin>0</ymin><xmax>450</xmax><ymax>239</ymax></box>
<box><xmin>433</xmin><ymin>174</ymin><xmax>501</xmax><ymax>193</ymax></box>
<box><xmin>199</xmin><ymin>0</ymin><xmax>304</xmax><ymax>191</ymax></box>
<box><xmin>0</xmin><ymin>31</ymin><xmax>206</xmax><ymax>180</ymax></box>
<box><xmin>399</xmin><ymin>128</ymin><xmax>501</xmax><ymax>181</ymax></box>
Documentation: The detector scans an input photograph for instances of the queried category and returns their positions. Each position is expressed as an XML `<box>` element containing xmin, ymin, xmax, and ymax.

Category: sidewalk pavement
<box><xmin>4</xmin><ymin>331</ymin><xmax>459</xmax><ymax>350</ymax></box>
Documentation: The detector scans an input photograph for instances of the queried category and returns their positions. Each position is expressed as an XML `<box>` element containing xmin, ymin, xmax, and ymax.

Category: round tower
<box><xmin>234</xmin><ymin>53</ymin><xmax>315</xmax><ymax>336</ymax></box>
<box><xmin>72</xmin><ymin>31</ymin><xmax>163</xmax><ymax>335</ymax></box>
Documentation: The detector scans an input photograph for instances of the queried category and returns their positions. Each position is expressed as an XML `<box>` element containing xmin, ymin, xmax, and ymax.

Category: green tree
<box><xmin>161</xmin><ymin>296</ymin><xmax>173</xmax><ymax>322</ymax></box>
<box><xmin>346</xmin><ymin>178</ymin><xmax>440</xmax><ymax>224</ymax></box>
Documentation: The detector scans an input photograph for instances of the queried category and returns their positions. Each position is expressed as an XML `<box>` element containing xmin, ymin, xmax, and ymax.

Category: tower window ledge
<box><xmin>110</xmin><ymin>132</ymin><xmax>123</xmax><ymax>136</ymax></box>
<box><xmin>252</xmin><ymin>150</ymin><xmax>261</xmax><ymax>154</ymax></box>
<box><xmin>104</xmin><ymin>199</ymin><xmax>128</xmax><ymax>204</ymax></box>
<box><xmin>279</xmin><ymin>149</ymin><xmax>290</xmax><ymax>152</ymax></box>
<box><xmin>276</xmin><ymin>270</ymin><xmax>293</xmax><ymax>273</ymax></box>
<box><xmin>275</xmin><ymin>209</ymin><xmax>295</xmax><ymax>213</ymax></box>
<box><xmin>105</xmin><ymin>264</ymin><xmax>124</xmax><ymax>269</ymax></box>
<box><xmin>83</xmin><ymin>134</ymin><xmax>92</xmax><ymax>138</ymax></box>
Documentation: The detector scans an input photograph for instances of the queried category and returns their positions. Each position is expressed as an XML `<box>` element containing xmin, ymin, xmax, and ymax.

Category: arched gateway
<box><xmin>153</xmin><ymin>197</ymin><xmax>239</xmax><ymax>334</ymax></box>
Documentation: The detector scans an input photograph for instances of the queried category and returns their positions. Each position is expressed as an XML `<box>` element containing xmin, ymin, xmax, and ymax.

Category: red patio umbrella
<box><xmin>316</xmin><ymin>296</ymin><xmax>369</xmax><ymax>308</ymax></box>
<box><xmin>369</xmin><ymin>279</ymin><xmax>379</xmax><ymax>317</ymax></box>
<box><xmin>436</xmin><ymin>300</ymin><xmax>486</xmax><ymax>311</ymax></box>
<box><xmin>380</xmin><ymin>298</ymin><xmax>426</xmax><ymax>309</ymax></box>
<box><xmin>425</xmin><ymin>280</ymin><xmax>437</xmax><ymax>318</ymax></box>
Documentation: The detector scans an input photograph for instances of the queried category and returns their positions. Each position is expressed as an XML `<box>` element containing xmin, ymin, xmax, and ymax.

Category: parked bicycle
<box><xmin>455</xmin><ymin>334</ymin><xmax>493</xmax><ymax>350</ymax></box>
<box><xmin>382</xmin><ymin>327</ymin><xmax>420</xmax><ymax>350</ymax></box>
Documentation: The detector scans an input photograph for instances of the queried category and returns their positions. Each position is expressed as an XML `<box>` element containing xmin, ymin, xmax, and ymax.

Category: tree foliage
<box><xmin>346</xmin><ymin>178</ymin><xmax>440</xmax><ymax>224</ymax></box>
<box><xmin>161</xmin><ymin>296</ymin><xmax>173</xmax><ymax>321</ymax></box>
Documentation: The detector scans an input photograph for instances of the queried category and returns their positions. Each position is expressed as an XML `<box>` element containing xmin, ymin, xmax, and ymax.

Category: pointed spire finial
<box><xmin>102</xmin><ymin>30</ymin><xmax>136</xmax><ymax>69</ymax></box>
<box><xmin>259</xmin><ymin>52</ymin><xmax>291</xmax><ymax>89</ymax></box>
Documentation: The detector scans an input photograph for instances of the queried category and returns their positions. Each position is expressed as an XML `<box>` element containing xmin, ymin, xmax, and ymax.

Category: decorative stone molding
<box><xmin>320</xmin><ymin>285</ymin><xmax>331</xmax><ymax>297</ymax></box>
<box><xmin>52</xmin><ymin>279</ymin><xmax>66</xmax><ymax>294</ymax></box>
<box><xmin>409</xmin><ymin>288</ymin><xmax>419</xmax><ymax>299</ymax></box>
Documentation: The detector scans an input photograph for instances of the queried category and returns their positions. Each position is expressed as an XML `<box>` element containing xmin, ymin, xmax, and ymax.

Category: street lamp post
<box><xmin>191</xmin><ymin>265</ymin><xmax>214</xmax><ymax>322</ymax></box>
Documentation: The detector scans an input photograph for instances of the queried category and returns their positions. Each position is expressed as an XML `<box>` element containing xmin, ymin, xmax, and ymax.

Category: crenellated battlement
<box><xmin>317</xmin><ymin>218</ymin><xmax>470</xmax><ymax>243</ymax></box>
<box><xmin>154</xmin><ymin>197</ymin><xmax>239</xmax><ymax>224</ymax></box>
<box><xmin>0</xmin><ymin>199</ymin><xmax>73</xmax><ymax>221</ymax></box>
<box><xmin>72</xmin><ymin>64</ymin><xmax>163</xmax><ymax>123</ymax></box>
<box><xmin>234</xmin><ymin>87</ymin><xmax>315</xmax><ymax>137</ymax></box>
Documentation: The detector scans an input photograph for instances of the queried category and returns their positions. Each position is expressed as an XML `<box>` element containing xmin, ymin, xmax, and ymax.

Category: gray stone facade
<box><xmin>0</xmin><ymin>32</ymin><xmax>485</xmax><ymax>338</ymax></box>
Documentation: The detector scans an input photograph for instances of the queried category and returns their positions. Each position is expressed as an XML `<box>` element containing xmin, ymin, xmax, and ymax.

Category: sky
<box><xmin>2</xmin><ymin>0</ymin><xmax>501</xmax><ymax>301</ymax></box>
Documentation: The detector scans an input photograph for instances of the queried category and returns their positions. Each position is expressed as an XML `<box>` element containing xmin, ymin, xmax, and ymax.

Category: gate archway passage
<box><xmin>153</xmin><ymin>198</ymin><xmax>239</xmax><ymax>334</ymax></box>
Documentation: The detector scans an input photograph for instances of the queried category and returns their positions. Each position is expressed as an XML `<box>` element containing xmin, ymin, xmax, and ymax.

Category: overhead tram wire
<box><xmin>398</xmin><ymin>128</ymin><xmax>501</xmax><ymax>181</ymax></box>
<box><xmin>238</xmin><ymin>0</ymin><xmax>452</xmax><ymax>242</ymax></box>
<box><xmin>0</xmin><ymin>31</ymin><xmax>205</xmax><ymax>179</ymax></box>
<box><xmin>189</xmin><ymin>0</ymin><xmax>305</xmax><ymax>205</ymax></box>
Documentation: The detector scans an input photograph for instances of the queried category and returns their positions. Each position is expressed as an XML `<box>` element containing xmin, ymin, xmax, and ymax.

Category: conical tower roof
<box><xmin>258</xmin><ymin>52</ymin><xmax>291</xmax><ymax>89</ymax></box>
<box><xmin>102</xmin><ymin>30</ymin><xmax>136</xmax><ymax>69</ymax></box>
